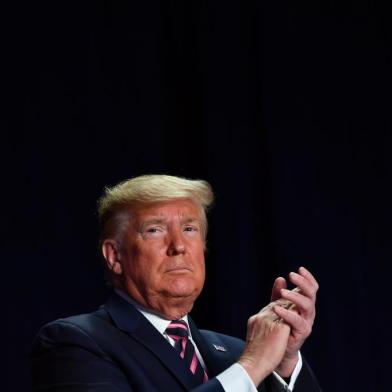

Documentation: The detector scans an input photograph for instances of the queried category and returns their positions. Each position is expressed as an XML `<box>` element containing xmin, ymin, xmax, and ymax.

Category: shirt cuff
<box><xmin>272</xmin><ymin>351</ymin><xmax>303</xmax><ymax>391</ymax></box>
<box><xmin>216</xmin><ymin>362</ymin><xmax>258</xmax><ymax>392</ymax></box>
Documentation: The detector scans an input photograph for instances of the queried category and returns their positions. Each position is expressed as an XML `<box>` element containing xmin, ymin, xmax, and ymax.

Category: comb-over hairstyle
<box><xmin>97</xmin><ymin>174</ymin><xmax>214</xmax><ymax>244</ymax></box>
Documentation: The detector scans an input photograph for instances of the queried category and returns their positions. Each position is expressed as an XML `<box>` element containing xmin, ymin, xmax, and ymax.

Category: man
<box><xmin>32</xmin><ymin>174</ymin><xmax>321</xmax><ymax>391</ymax></box>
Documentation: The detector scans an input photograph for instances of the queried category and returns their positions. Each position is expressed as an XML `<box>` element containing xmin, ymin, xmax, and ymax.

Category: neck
<box><xmin>115</xmin><ymin>285</ymin><xmax>196</xmax><ymax>320</ymax></box>
<box><xmin>147</xmin><ymin>296</ymin><xmax>195</xmax><ymax>320</ymax></box>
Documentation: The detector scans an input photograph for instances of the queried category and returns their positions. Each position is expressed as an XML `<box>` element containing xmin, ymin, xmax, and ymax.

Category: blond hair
<box><xmin>97</xmin><ymin>174</ymin><xmax>214</xmax><ymax>244</ymax></box>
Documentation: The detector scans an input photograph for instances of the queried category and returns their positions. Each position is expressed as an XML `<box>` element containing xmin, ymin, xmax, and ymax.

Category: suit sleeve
<box><xmin>263</xmin><ymin>359</ymin><xmax>321</xmax><ymax>392</ymax></box>
<box><xmin>289</xmin><ymin>358</ymin><xmax>322</xmax><ymax>392</ymax></box>
<box><xmin>31</xmin><ymin>320</ymin><xmax>226</xmax><ymax>392</ymax></box>
<box><xmin>191</xmin><ymin>379</ymin><xmax>226</xmax><ymax>392</ymax></box>
<box><xmin>31</xmin><ymin>321</ymin><xmax>133</xmax><ymax>392</ymax></box>
<box><xmin>195</xmin><ymin>330</ymin><xmax>320</xmax><ymax>392</ymax></box>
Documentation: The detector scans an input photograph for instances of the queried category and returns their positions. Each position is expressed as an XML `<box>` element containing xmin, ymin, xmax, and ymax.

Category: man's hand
<box><xmin>238</xmin><ymin>304</ymin><xmax>291</xmax><ymax>386</ymax></box>
<box><xmin>271</xmin><ymin>266</ymin><xmax>319</xmax><ymax>377</ymax></box>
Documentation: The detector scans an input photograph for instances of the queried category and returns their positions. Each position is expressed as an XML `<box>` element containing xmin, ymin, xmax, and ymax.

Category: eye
<box><xmin>184</xmin><ymin>225</ymin><xmax>199</xmax><ymax>233</ymax></box>
<box><xmin>142</xmin><ymin>225</ymin><xmax>166</xmax><ymax>238</ymax></box>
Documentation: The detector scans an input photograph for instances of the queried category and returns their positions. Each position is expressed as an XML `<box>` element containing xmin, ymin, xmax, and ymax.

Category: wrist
<box><xmin>238</xmin><ymin>356</ymin><xmax>271</xmax><ymax>387</ymax></box>
<box><xmin>275</xmin><ymin>352</ymin><xmax>299</xmax><ymax>378</ymax></box>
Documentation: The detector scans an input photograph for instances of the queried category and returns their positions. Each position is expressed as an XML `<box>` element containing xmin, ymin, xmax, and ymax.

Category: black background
<box><xmin>3</xmin><ymin>1</ymin><xmax>391</xmax><ymax>391</ymax></box>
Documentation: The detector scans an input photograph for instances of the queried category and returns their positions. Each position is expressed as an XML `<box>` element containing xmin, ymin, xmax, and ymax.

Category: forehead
<box><xmin>130</xmin><ymin>199</ymin><xmax>202</xmax><ymax>221</ymax></box>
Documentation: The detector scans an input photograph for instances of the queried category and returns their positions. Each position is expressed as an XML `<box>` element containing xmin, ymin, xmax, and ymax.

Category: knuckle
<box><xmin>304</xmin><ymin>298</ymin><xmax>314</xmax><ymax>310</ymax></box>
<box><xmin>248</xmin><ymin>315</ymin><xmax>257</xmax><ymax>326</ymax></box>
<box><xmin>303</xmin><ymin>322</ymin><xmax>312</xmax><ymax>336</ymax></box>
<box><xmin>310</xmin><ymin>286</ymin><xmax>318</xmax><ymax>298</ymax></box>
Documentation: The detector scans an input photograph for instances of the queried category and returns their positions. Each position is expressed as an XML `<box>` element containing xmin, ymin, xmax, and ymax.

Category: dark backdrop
<box><xmin>3</xmin><ymin>1</ymin><xmax>391</xmax><ymax>391</ymax></box>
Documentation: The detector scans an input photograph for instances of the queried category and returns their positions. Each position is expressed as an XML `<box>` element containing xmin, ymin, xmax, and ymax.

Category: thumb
<box><xmin>271</xmin><ymin>277</ymin><xmax>287</xmax><ymax>302</ymax></box>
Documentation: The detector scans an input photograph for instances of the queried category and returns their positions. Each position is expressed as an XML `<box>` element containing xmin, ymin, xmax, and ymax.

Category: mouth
<box><xmin>165</xmin><ymin>267</ymin><xmax>192</xmax><ymax>273</ymax></box>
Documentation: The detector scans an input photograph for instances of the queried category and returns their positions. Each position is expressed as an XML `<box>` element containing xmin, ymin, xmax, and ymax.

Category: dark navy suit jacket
<box><xmin>31</xmin><ymin>293</ymin><xmax>321</xmax><ymax>391</ymax></box>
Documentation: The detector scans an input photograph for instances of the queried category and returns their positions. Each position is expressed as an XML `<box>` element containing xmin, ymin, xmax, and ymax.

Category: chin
<box><xmin>164</xmin><ymin>277</ymin><xmax>203</xmax><ymax>299</ymax></box>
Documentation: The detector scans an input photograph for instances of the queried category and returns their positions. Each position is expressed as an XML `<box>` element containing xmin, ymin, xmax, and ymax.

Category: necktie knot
<box><xmin>166</xmin><ymin>320</ymin><xmax>189</xmax><ymax>340</ymax></box>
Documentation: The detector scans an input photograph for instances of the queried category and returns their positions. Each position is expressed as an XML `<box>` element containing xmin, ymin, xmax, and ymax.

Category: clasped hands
<box><xmin>238</xmin><ymin>266</ymin><xmax>319</xmax><ymax>386</ymax></box>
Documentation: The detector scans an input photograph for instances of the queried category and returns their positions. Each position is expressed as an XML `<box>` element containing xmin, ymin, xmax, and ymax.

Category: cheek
<box><xmin>136</xmin><ymin>247</ymin><xmax>167</xmax><ymax>278</ymax></box>
<box><xmin>122</xmin><ymin>247</ymin><xmax>154</xmax><ymax>280</ymax></box>
<box><xmin>193</xmin><ymin>246</ymin><xmax>206</xmax><ymax>274</ymax></box>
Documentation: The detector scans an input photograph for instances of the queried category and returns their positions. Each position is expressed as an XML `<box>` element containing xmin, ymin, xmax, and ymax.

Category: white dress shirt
<box><xmin>115</xmin><ymin>289</ymin><xmax>302</xmax><ymax>392</ymax></box>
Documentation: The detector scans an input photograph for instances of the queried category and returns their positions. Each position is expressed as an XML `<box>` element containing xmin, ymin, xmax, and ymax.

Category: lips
<box><xmin>165</xmin><ymin>266</ymin><xmax>192</xmax><ymax>273</ymax></box>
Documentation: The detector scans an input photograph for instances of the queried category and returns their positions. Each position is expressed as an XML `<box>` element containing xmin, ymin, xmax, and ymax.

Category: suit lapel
<box><xmin>103</xmin><ymin>293</ymin><xmax>201</xmax><ymax>390</ymax></box>
<box><xmin>188</xmin><ymin>317</ymin><xmax>238</xmax><ymax>377</ymax></box>
<box><xmin>189</xmin><ymin>317</ymin><xmax>268</xmax><ymax>392</ymax></box>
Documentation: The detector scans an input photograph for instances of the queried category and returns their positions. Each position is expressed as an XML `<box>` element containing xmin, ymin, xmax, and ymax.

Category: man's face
<box><xmin>116</xmin><ymin>199</ymin><xmax>206</xmax><ymax>319</ymax></box>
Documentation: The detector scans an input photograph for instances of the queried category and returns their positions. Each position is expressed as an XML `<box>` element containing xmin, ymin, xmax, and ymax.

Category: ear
<box><xmin>102</xmin><ymin>239</ymin><xmax>123</xmax><ymax>275</ymax></box>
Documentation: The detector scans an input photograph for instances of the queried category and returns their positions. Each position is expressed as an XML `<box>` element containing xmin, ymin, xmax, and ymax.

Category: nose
<box><xmin>167</xmin><ymin>229</ymin><xmax>186</xmax><ymax>256</ymax></box>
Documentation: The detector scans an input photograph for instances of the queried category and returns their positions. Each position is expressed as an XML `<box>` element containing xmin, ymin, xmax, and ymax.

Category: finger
<box><xmin>273</xmin><ymin>305</ymin><xmax>309</xmax><ymax>335</ymax></box>
<box><xmin>288</xmin><ymin>272</ymin><xmax>315</xmax><ymax>301</ymax></box>
<box><xmin>271</xmin><ymin>277</ymin><xmax>287</xmax><ymax>302</ymax></box>
<box><xmin>254</xmin><ymin>306</ymin><xmax>288</xmax><ymax>327</ymax></box>
<box><xmin>299</xmin><ymin>266</ymin><xmax>319</xmax><ymax>290</ymax></box>
<box><xmin>288</xmin><ymin>270</ymin><xmax>318</xmax><ymax>300</ymax></box>
<box><xmin>280</xmin><ymin>289</ymin><xmax>315</xmax><ymax>319</ymax></box>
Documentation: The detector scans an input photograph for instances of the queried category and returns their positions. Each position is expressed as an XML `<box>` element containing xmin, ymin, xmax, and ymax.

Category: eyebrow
<box><xmin>140</xmin><ymin>218</ymin><xmax>166</xmax><ymax>231</ymax></box>
<box><xmin>181</xmin><ymin>218</ymin><xmax>201</xmax><ymax>225</ymax></box>
<box><xmin>139</xmin><ymin>217</ymin><xmax>201</xmax><ymax>231</ymax></box>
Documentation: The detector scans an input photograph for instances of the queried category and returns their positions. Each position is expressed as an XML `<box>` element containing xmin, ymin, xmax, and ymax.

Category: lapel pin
<box><xmin>213</xmin><ymin>344</ymin><xmax>227</xmax><ymax>352</ymax></box>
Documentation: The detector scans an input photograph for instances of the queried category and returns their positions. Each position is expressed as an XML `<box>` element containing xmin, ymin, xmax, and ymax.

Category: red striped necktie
<box><xmin>165</xmin><ymin>320</ymin><xmax>209</xmax><ymax>384</ymax></box>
